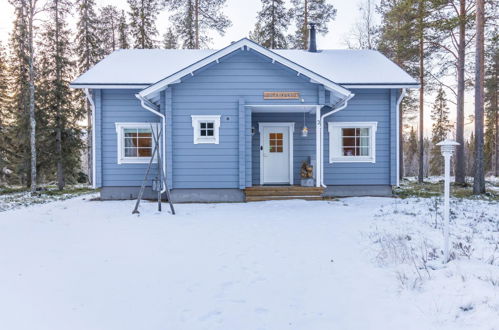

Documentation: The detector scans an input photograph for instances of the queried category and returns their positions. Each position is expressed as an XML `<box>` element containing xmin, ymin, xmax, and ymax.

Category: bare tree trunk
<box><xmin>27</xmin><ymin>0</ymin><xmax>37</xmax><ymax>193</ymax></box>
<box><xmin>455</xmin><ymin>0</ymin><xmax>466</xmax><ymax>184</ymax></box>
<box><xmin>55</xmin><ymin>0</ymin><xmax>65</xmax><ymax>190</ymax></box>
<box><xmin>473</xmin><ymin>0</ymin><xmax>485</xmax><ymax>194</ymax></box>
<box><xmin>418</xmin><ymin>9</ymin><xmax>424</xmax><ymax>183</ymax></box>
<box><xmin>496</xmin><ymin>97</ymin><xmax>498</xmax><ymax>176</ymax></box>
<box><xmin>194</xmin><ymin>0</ymin><xmax>199</xmax><ymax>49</ymax></box>
<box><xmin>303</xmin><ymin>0</ymin><xmax>308</xmax><ymax>49</ymax></box>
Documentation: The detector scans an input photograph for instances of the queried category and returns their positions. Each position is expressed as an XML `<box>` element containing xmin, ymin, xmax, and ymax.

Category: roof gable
<box><xmin>138</xmin><ymin>38</ymin><xmax>352</xmax><ymax>100</ymax></box>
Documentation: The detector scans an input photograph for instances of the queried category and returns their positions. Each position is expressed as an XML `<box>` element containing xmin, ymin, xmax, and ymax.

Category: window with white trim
<box><xmin>191</xmin><ymin>115</ymin><xmax>221</xmax><ymax>144</ymax></box>
<box><xmin>328</xmin><ymin>122</ymin><xmax>377</xmax><ymax>163</ymax></box>
<box><xmin>115</xmin><ymin>122</ymin><xmax>159</xmax><ymax>164</ymax></box>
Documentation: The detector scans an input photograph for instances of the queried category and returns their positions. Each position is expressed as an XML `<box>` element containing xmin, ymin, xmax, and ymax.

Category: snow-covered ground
<box><xmin>0</xmin><ymin>195</ymin><xmax>497</xmax><ymax>330</ymax></box>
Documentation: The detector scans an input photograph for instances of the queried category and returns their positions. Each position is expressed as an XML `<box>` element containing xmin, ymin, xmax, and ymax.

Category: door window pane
<box><xmin>269</xmin><ymin>132</ymin><xmax>283</xmax><ymax>153</ymax></box>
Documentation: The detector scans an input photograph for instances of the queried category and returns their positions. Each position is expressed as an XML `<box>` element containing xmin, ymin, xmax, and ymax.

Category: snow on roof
<box><xmin>71</xmin><ymin>48</ymin><xmax>417</xmax><ymax>87</ymax></box>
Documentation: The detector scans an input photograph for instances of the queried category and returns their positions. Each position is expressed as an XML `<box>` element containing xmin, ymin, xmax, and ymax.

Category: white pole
<box><xmin>443</xmin><ymin>152</ymin><xmax>451</xmax><ymax>263</ymax></box>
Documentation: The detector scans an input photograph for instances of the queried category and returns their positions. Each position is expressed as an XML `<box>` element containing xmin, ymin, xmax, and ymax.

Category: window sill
<box><xmin>330</xmin><ymin>157</ymin><xmax>375</xmax><ymax>163</ymax></box>
<box><xmin>118</xmin><ymin>158</ymin><xmax>156</xmax><ymax>165</ymax></box>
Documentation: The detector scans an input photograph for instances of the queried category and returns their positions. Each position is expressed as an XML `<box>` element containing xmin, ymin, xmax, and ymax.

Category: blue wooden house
<box><xmin>71</xmin><ymin>30</ymin><xmax>417</xmax><ymax>202</ymax></box>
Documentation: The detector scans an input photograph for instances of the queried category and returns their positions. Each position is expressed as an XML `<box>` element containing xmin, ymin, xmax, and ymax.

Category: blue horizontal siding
<box><xmin>171</xmin><ymin>50</ymin><xmax>320</xmax><ymax>189</ymax></box>
<box><xmin>323</xmin><ymin>89</ymin><xmax>393</xmax><ymax>186</ymax></box>
<box><xmin>100</xmin><ymin>89</ymin><xmax>161</xmax><ymax>187</ymax></box>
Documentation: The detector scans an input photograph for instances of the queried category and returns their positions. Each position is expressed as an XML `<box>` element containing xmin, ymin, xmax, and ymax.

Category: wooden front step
<box><xmin>244</xmin><ymin>186</ymin><xmax>325</xmax><ymax>201</ymax></box>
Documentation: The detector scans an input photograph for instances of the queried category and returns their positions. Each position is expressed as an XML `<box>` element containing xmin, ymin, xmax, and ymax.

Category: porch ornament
<box><xmin>301</xmin><ymin>112</ymin><xmax>308</xmax><ymax>137</ymax></box>
<box><xmin>300</xmin><ymin>161</ymin><xmax>314</xmax><ymax>187</ymax></box>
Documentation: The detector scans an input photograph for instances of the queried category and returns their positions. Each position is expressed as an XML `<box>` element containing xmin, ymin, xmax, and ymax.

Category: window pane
<box><xmin>343</xmin><ymin>147</ymin><xmax>355</xmax><ymax>156</ymax></box>
<box><xmin>342</xmin><ymin>128</ymin><xmax>355</xmax><ymax>136</ymax></box>
<box><xmin>137</xmin><ymin>138</ymin><xmax>152</xmax><ymax>148</ymax></box>
<box><xmin>124</xmin><ymin>129</ymin><xmax>138</xmax><ymax>138</ymax></box>
<box><xmin>137</xmin><ymin>148</ymin><xmax>152</xmax><ymax>157</ymax></box>
<box><xmin>360</xmin><ymin>128</ymin><xmax>370</xmax><ymax>136</ymax></box>
<box><xmin>360</xmin><ymin>146</ymin><xmax>369</xmax><ymax>156</ymax></box>
<box><xmin>207</xmin><ymin>122</ymin><xmax>214</xmax><ymax>129</ymax></box>
<box><xmin>124</xmin><ymin>137</ymin><xmax>136</xmax><ymax>147</ymax></box>
<box><xmin>343</xmin><ymin>137</ymin><xmax>356</xmax><ymax>147</ymax></box>
<box><xmin>200</xmin><ymin>122</ymin><xmax>206</xmax><ymax>129</ymax></box>
<box><xmin>360</xmin><ymin>137</ymin><xmax>369</xmax><ymax>147</ymax></box>
<box><xmin>124</xmin><ymin>148</ymin><xmax>137</xmax><ymax>157</ymax></box>
<box><xmin>207</xmin><ymin>129</ymin><xmax>214</xmax><ymax>136</ymax></box>
<box><xmin>200</xmin><ymin>130</ymin><xmax>207</xmax><ymax>136</ymax></box>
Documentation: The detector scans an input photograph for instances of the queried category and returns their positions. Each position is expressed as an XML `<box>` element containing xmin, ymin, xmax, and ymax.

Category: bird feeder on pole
<box><xmin>436</xmin><ymin>139</ymin><xmax>459</xmax><ymax>263</ymax></box>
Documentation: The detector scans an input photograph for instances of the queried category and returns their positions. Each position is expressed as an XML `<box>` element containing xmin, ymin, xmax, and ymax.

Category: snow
<box><xmin>0</xmin><ymin>195</ymin><xmax>497</xmax><ymax>330</ymax></box>
<box><xmin>71</xmin><ymin>44</ymin><xmax>417</xmax><ymax>87</ymax></box>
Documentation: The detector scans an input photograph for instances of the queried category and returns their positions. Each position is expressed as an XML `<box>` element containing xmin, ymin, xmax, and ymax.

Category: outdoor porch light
<box><xmin>301</xmin><ymin>112</ymin><xmax>308</xmax><ymax>137</ymax></box>
<box><xmin>436</xmin><ymin>138</ymin><xmax>459</xmax><ymax>263</ymax></box>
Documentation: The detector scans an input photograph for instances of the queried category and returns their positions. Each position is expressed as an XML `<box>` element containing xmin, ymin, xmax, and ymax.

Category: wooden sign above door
<box><xmin>263</xmin><ymin>92</ymin><xmax>300</xmax><ymax>100</ymax></box>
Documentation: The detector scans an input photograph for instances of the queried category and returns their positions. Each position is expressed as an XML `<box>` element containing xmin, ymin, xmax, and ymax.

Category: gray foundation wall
<box><xmin>100</xmin><ymin>187</ymin><xmax>244</xmax><ymax>202</ymax></box>
<box><xmin>324</xmin><ymin>185</ymin><xmax>393</xmax><ymax>197</ymax></box>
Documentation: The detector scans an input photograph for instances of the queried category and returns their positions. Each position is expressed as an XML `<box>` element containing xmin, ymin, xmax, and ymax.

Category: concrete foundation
<box><xmin>324</xmin><ymin>185</ymin><xmax>393</xmax><ymax>197</ymax></box>
<box><xmin>100</xmin><ymin>187</ymin><xmax>244</xmax><ymax>202</ymax></box>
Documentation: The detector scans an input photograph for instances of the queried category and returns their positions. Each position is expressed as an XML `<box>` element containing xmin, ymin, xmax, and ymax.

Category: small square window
<box><xmin>191</xmin><ymin>115</ymin><xmax>221</xmax><ymax>144</ymax></box>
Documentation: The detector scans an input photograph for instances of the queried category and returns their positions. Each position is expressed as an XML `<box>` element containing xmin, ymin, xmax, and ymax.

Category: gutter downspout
<box><xmin>135</xmin><ymin>94</ymin><xmax>167</xmax><ymax>194</ymax></box>
<box><xmin>396</xmin><ymin>88</ymin><xmax>407</xmax><ymax>187</ymax></box>
<box><xmin>319</xmin><ymin>93</ymin><xmax>355</xmax><ymax>188</ymax></box>
<box><xmin>84</xmin><ymin>88</ymin><xmax>96</xmax><ymax>189</ymax></box>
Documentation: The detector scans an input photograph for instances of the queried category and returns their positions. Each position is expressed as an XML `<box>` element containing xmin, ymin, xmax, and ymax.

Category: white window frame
<box><xmin>191</xmin><ymin>115</ymin><xmax>221</xmax><ymax>144</ymax></box>
<box><xmin>328</xmin><ymin>121</ymin><xmax>377</xmax><ymax>163</ymax></box>
<box><xmin>115</xmin><ymin>122</ymin><xmax>159</xmax><ymax>164</ymax></box>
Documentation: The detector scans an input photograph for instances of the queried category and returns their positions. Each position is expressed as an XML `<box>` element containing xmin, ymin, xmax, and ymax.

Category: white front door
<box><xmin>261</xmin><ymin>124</ymin><xmax>293</xmax><ymax>184</ymax></box>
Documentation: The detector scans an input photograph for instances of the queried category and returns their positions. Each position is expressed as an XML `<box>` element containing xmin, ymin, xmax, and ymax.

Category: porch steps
<box><xmin>244</xmin><ymin>186</ymin><xmax>325</xmax><ymax>202</ymax></box>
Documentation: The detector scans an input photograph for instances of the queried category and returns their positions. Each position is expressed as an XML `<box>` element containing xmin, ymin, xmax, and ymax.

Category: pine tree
<box><xmin>0</xmin><ymin>42</ymin><xmax>11</xmax><ymax>180</ymax></box>
<box><xmin>76</xmin><ymin>0</ymin><xmax>101</xmax><ymax>184</ymax></box>
<box><xmin>473</xmin><ymin>0</ymin><xmax>486</xmax><ymax>194</ymax></box>
<box><xmin>377</xmin><ymin>0</ymin><xmax>419</xmax><ymax>180</ymax></box>
<box><xmin>431</xmin><ymin>0</ymin><xmax>476</xmax><ymax>185</ymax></box>
<box><xmin>288</xmin><ymin>0</ymin><xmax>336</xmax><ymax>49</ymax></box>
<box><xmin>118</xmin><ymin>10</ymin><xmax>130</xmax><ymax>49</ymax></box>
<box><xmin>128</xmin><ymin>0</ymin><xmax>161</xmax><ymax>49</ymax></box>
<box><xmin>249</xmin><ymin>0</ymin><xmax>290</xmax><ymax>49</ymax></box>
<box><xmin>7</xmin><ymin>3</ymin><xmax>30</xmax><ymax>185</ymax></box>
<box><xmin>404</xmin><ymin>126</ymin><xmax>419</xmax><ymax>176</ymax></box>
<box><xmin>98</xmin><ymin>5</ymin><xmax>120</xmax><ymax>55</ymax></box>
<box><xmin>38</xmin><ymin>0</ymin><xmax>84</xmax><ymax>190</ymax></box>
<box><xmin>484</xmin><ymin>29</ymin><xmax>498</xmax><ymax>176</ymax></box>
<box><xmin>9</xmin><ymin>0</ymin><xmax>40</xmax><ymax>191</ymax></box>
<box><xmin>162</xmin><ymin>27</ymin><xmax>178</xmax><ymax>49</ymax></box>
<box><xmin>164</xmin><ymin>0</ymin><xmax>231</xmax><ymax>49</ymax></box>
<box><xmin>465</xmin><ymin>132</ymin><xmax>475</xmax><ymax>176</ymax></box>
<box><xmin>429</xmin><ymin>87</ymin><xmax>452</xmax><ymax>175</ymax></box>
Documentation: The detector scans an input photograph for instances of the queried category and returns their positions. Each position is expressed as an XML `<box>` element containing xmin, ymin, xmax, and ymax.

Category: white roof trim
<box><xmin>139</xmin><ymin>38</ymin><xmax>352</xmax><ymax>98</ymax></box>
<box><xmin>341</xmin><ymin>84</ymin><xmax>420</xmax><ymax>88</ymax></box>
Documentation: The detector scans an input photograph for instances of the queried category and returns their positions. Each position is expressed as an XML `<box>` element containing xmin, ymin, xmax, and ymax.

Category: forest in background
<box><xmin>0</xmin><ymin>0</ymin><xmax>497</xmax><ymax>194</ymax></box>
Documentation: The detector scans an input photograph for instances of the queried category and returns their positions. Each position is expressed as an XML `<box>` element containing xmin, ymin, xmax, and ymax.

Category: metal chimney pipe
<box><xmin>308</xmin><ymin>23</ymin><xmax>317</xmax><ymax>52</ymax></box>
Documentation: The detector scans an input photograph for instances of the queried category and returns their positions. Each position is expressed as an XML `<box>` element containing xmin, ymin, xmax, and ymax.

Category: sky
<box><xmin>0</xmin><ymin>0</ymin><xmax>363</xmax><ymax>48</ymax></box>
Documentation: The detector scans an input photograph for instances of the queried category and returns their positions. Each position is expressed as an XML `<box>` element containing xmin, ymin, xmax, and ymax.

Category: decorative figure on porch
<box><xmin>300</xmin><ymin>161</ymin><xmax>314</xmax><ymax>187</ymax></box>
